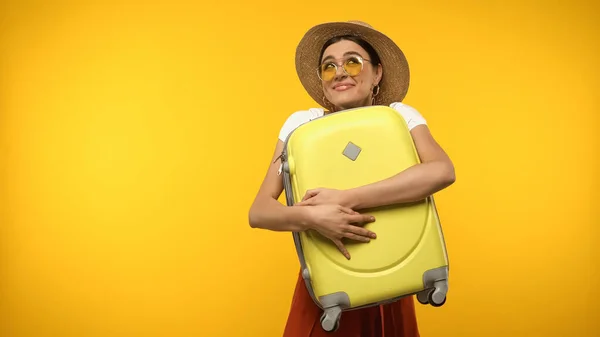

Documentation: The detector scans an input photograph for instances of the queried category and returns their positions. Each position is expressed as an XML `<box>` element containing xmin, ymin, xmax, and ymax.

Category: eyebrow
<box><xmin>321</xmin><ymin>51</ymin><xmax>363</xmax><ymax>63</ymax></box>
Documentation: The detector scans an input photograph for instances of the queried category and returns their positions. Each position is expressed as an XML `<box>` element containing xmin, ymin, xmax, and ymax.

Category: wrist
<box><xmin>292</xmin><ymin>205</ymin><xmax>315</xmax><ymax>231</ymax></box>
<box><xmin>342</xmin><ymin>188</ymin><xmax>362</xmax><ymax>209</ymax></box>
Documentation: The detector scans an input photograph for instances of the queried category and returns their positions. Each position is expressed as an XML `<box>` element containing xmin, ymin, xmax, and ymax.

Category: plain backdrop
<box><xmin>1</xmin><ymin>0</ymin><xmax>598</xmax><ymax>336</ymax></box>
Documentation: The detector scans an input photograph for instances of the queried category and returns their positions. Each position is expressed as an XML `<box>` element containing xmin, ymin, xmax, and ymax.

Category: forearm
<box><xmin>345</xmin><ymin>161</ymin><xmax>455</xmax><ymax>210</ymax></box>
<box><xmin>249</xmin><ymin>197</ymin><xmax>311</xmax><ymax>232</ymax></box>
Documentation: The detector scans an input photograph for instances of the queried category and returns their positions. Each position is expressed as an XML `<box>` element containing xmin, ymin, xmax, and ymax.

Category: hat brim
<box><xmin>295</xmin><ymin>22</ymin><xmax>410</xmax><ymax>107</ymax></box>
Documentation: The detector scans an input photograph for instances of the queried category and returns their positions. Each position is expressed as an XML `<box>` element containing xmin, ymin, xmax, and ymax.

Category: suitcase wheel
<box><xmin>428</xmin><ymin>289</ymin><xmax>446</xmax><ymax>307</ymax></box>
<box><xmin>416</xmin><ymin>289</ymin><xmax>432</xmax><ymax>305</ymax></box>
<box><xmin>417</xmin><ymin>281</ymin><xmax>447</xmax><ymax>307</ymax></box>
<box><xmin>428</xmin><ymin>280</ymin><xmax>448</xmax><ymax>307</ymax></box>
<box><xmin>320</xmin><ymin>306</ymin><xmax>342</xmax><ymax>332</ymax></box>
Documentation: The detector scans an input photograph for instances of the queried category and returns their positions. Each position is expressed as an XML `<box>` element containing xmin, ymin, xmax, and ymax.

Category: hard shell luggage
<box><xmin>278</xmin><ymin>105</ymin><xmax>450</xmax><ymax>332</ymax></box>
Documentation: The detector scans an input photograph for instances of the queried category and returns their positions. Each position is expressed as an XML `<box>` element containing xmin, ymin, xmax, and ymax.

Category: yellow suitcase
<box><xmin>280</xmin><ymin>105</ymin><xmax>449</xmax><ymax>332</ymax></box>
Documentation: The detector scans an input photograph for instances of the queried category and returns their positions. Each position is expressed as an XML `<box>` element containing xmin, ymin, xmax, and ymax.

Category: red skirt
<box><xmin>282</xmin><ymin>271</ymin><xmax>421</xmax><ymax>337</ymax></box>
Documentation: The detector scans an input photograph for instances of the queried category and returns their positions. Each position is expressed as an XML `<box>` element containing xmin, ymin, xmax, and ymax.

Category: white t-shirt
<box><xmin>278</xmin><ymin>102</ymin><xmax>427</xmax><ymax>142</ymax></box>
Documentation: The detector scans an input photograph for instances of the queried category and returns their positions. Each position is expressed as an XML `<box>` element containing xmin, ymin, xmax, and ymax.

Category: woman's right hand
<box><xmin>302</xmin><ymin>204</ymin><xmax>377</xmax><ymax>260</ymax></box>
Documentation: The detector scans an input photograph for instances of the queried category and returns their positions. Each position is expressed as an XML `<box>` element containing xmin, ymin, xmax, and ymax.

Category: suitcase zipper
<box><xmin>278</xmin><ymin>141</ymin><xmax>321</xmax><ymax>307</ymax></box>
<box><xmin>274</xmin><ymin>151</ymin><xmax>285</xmax><ymax>176</ymax></box>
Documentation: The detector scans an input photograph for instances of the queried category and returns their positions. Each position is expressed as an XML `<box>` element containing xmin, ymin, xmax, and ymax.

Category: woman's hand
<box><xmin>296</xmin><ymin>188</ymin><xmax>354</xmax><ymax>208</ymax></box>
<box><xmin>302</xmin><ymin>204</ymin><xmax>376</xmax><ymax>260</ymax></box>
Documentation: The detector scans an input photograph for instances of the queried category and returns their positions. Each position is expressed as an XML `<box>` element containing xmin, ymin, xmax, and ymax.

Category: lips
<box><xmin>333</xmin><ymin>83</ymin><xmax>354</xmax><ymax>91</ymax></box>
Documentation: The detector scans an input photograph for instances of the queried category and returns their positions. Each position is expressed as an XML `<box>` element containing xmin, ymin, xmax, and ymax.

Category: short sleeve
<box><xmin>389</xmin><ymin>102</ymin><xmax>427</xmax><ymax>131</ymax></box>
<box><xmin>278</xmin><ymin>110</ymin><xmax>315</xmax><ymax>142</ymax></box>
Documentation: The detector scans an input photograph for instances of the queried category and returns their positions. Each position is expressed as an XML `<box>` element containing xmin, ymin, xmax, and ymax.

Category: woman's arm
<box><xmin>248</xmin><ymin>140</ymin><xmax>312</xmax><ymax>232</ymax></box>
<box><xmin>344</xmin><ymin>125</ymin><xmax>455</xmax><ymax>210</ymax></box>
<box><xmin>297</xmin><ymin>124</ymin><xmax>455</xmax><ymax>210</ymax></box>
<box><xmin>248</xmin><ymin>139</ymin><xmax>378</xmax><ymax>257</ymax></box>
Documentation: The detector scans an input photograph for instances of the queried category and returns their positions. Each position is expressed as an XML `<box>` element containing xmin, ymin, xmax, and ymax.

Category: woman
<box><xmin>248</xmin><ymin>21</ymin><xmax>455</xmax><ymax>337</ymax></box>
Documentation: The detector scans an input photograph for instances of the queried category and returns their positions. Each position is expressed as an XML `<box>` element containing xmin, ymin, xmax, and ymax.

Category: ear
<box><xmin>374</xmin><ymin>64</ymin><xmax>383</xmax><ymax>85</ymax></box>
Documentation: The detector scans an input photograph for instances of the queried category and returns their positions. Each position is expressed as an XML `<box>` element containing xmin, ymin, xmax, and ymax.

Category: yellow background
<box><xmin>1</xmin><ymin>0</ymin><xmax>598</xmax><ymax>336</ymax></box>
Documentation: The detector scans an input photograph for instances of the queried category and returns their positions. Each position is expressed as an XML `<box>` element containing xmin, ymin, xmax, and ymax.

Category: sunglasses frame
<box><xmin>316</xmin><ymin>55</ymin><xmax>372</xmax><ymax>81</ymax></box>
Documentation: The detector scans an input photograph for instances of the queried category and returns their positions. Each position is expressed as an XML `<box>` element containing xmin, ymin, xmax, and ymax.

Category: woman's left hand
<box><xmin>295</xmin><ymin>188</ymin><xmax>352</xmax><ymax>208</ymax></box>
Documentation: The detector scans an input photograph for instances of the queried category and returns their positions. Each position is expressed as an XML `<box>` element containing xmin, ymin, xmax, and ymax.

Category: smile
<box><xmin>333</xmin><ymin>84</ymin><xmax>354</xmax><ymax>91</ymax></box>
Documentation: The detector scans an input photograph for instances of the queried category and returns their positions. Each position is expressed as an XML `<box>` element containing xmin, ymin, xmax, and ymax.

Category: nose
<box><xmin>333</xmin><ymin>63</ymin><xmax>347</xmax><ymax>80</ymax></box>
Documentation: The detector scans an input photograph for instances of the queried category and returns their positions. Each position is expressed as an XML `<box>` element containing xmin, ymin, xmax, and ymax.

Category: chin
<box><xmin>327</xmin><ymin>94</ymin><xmax>354</xmax><ymax>109</ymax></box>
<box><xmin>331</xmin><ymin>97</ymin><xmax>364</xmax><ymax>110</ymax></box>
<box><xmin>327</xmin><ymin>88</ymin><xmax>369</xmax><ymax>110</ymax></box>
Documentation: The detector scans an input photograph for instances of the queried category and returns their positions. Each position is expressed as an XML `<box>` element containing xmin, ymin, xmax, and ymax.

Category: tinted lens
<box><xmin>343</xmin><ymin>57</ymin><xmax>363</xmax><ymax>76</ymax></box>
<box><xmin>319</xmin><ymin>57</ymin><xmax>364</xmax><ymax>81</ymax></box>
<box><xmin>320</xmin><ymin>63</ymin><xmax>337</xmax><ymax>81</ymax></box>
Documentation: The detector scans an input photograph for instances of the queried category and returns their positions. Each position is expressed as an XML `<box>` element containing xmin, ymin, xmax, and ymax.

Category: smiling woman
<box><xmin>248</xmin><ymin>21</ymin><xmax>455</xmax><ymax>337</ymax></box>
<box><xmin>318</xmin><ymin>35</ymin><xmax>383</xmax><ymax>110</ymax></box>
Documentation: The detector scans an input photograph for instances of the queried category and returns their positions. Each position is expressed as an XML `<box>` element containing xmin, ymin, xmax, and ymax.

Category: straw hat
<box><xmin>295</xmin><ymin>21</ymin><xmax>410</xmax><ymax>107</ymax></box>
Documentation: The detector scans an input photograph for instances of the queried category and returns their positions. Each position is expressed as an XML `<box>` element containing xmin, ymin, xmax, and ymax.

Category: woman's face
<box><xmin>319</xmin><ymin>39</ymin><xmax>382</xmax><ymax>111</ymax></box>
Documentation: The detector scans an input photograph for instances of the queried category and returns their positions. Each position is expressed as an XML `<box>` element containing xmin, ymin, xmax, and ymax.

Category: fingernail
<box><xmin>370</xmin><ymin>217</ymin><xmax>375</xmax><ymax>221</ymax></box>
<box><xmin>371</xmin><ymin>233</ymin><xmax>377</xmax><ymax>238</ymax></box>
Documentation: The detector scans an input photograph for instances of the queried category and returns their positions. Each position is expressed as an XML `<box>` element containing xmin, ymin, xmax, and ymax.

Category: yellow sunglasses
<box><xmin>317</xmin><ymin>55</ymin><xmax>372</xmax><ymax>82</ymax></box>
